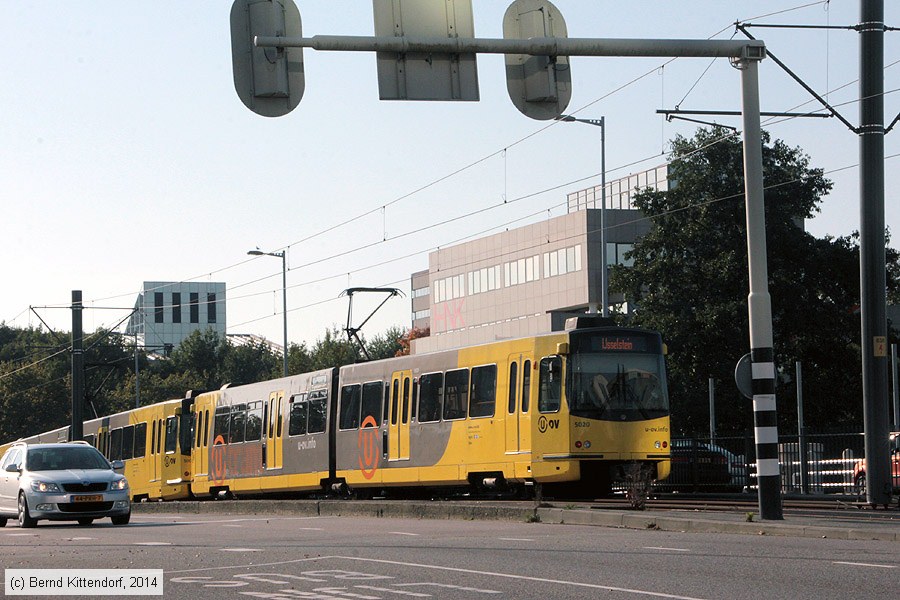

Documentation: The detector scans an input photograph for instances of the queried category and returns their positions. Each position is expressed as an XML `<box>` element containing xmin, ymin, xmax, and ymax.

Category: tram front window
<box><xmin>569</xmin><ymin>353</ymin><xmax>668</xmax><ymax>421</ymax></box>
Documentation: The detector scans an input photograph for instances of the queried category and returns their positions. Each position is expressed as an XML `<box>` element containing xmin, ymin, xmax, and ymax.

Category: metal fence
<box><xmin>659</xmin><ymin>432</ymin><xmax>878</xmax><ymax>495</ymax></box>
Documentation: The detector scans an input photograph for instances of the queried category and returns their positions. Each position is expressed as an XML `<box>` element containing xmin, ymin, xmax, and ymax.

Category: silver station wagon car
<box><xmin>0</xmin><ymin>441</ymin><xmax>130</xmax><ymax>527</ymax></box>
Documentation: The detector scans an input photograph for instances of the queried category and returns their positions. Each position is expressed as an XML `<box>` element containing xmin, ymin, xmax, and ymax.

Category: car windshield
<box><xmin>26</xmin><ymin>447</ymin><xmax>109</xmax><ymax>471</ymax></box>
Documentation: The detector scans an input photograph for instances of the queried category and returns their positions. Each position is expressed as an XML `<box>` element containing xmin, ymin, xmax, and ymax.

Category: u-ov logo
<box><xmin>538</xmin><ymin>416</ymin><xmax>560</xmax><ymax>433</ymax></box>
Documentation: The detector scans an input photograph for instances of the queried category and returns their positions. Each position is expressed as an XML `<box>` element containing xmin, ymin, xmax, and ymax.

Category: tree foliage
<box><xmin>0</xmin><ymin>322</ymin><xmax>410</xmax><ymax>442</ymax></box>
<box><xmin>611</xmin><ymin>127</ymin><xmax>899</xmax><ymax>435</ymax></box>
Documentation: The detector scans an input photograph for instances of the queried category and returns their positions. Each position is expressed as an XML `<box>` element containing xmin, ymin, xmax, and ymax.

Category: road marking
<box><xmin>68</xmin><ymin>537</ymin><xmax>94</xmax><ymax>541</ymax></box>
<box><xmin>396</xmin><ymin>582</ymin><xmax>501</xmax><ymax>594</ymax></box>
<box><xmin>166</xmin><ymin>554</ymin><xmax>708</xmax><ymax>599</ymax></box>
<box><xmin>4</xmin><ymin>533</ymin><xmax>35</xmax><ymax>537</ymax></box>
<box><xmin>220</xmin><ymin>548</ymin><xmax>263</xmax><ymax>552</ymax></box>
<box><xmin>135</xmin><ymin>542</ymin><xmax>172</xmax><ymax>546</ymax></box>
<box><xmin>388</xmin><ymin>532</ymin><xmax>419</xmax><ymax>536</ymax></box>
<box><xmin>644</xmin><ymin>547</ymin><xmax>691</xmax><ymax>552</ymax></box>
<box><xmin>355</xmin><ymin>585</ymin><xmax>431</xmax><ymax>597</ymax></box>
<box><xmin>223</xmin><ymin>524</ymin><xmax>243</xmax><ymax>528</ymax></box>
<box><xmin>343</xmin><ymin>556</ymin><xmax>710</xmax><ymax>600</ymax></box>
<box><xmin>498</xmin><ymin>538</ymin><xmax>534</xmax><ymax>542</ymax></box>
<box><xmin>833</xmin><ymin>561</ymin><xmax>896</xmax><ymax>569</ymax></box>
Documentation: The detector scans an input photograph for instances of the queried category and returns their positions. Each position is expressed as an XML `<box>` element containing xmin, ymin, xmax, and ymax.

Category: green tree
<box><xmin>308</xmin><ymin>327</ymin><xmax>361</xmax><ymax>370</ymax></box>
<box><xmin>366</xmin><ymin>325</ymin><xmax>405</xmax><ymax>360</ymax></box>
<box><xmin>612</xmin><ymin>127</ymin><xmax>898</xmax><ymax>435</ymax></box>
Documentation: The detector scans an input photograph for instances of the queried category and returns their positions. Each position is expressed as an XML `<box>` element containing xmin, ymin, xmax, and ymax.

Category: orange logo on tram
<box><xmin>358</xmin><ymin>416</ymin><xmax>380</xmax><ymax>479</ymax></box>
<box><xmin>211</xmin><ymin>435</ymin><xmax>226</xmax><ymax>485</ymax></box>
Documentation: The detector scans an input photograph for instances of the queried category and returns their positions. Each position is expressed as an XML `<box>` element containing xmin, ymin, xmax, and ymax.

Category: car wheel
<box><xmin>855</xmin><ymin>473</ymin><xmax>867</xmax><ymax>499</ymax></box>
<box><xmin>111</xmin><ymin>512</ymin><xmax>130</xmax><ymax>526</ymax></box>
<box><xmin>18</xmin><ymin>494</ymin><xmax>37</xmax><ymax>528</ymax></box>
<box><xmin>77</xmin><ymin>518</ymin><xmax>94</xmax><ymax>526</ymax></box>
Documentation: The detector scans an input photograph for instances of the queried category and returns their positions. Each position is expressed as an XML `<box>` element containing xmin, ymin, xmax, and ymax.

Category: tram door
<box><xmin>265</xmin><ymin>391</ymin><xmax>284</xmax><ymax>470</ymax></box>
<box><xmin>388</xmin><ymin>370</ymin><xmax>412</xmax><ymax>461</ymax></box>
<box><xmin>161</xmin><ymin>414</ymin><xmax>182</xmax><ymax>487</ymax></box>
<box><xmin>505</xmin><ymin>355</ymin><xmax>533</xmax><ymax>454</ymax></box>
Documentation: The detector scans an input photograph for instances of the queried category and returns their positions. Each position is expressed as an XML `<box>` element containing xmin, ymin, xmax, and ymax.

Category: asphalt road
<box><xmin>1</xmin><ymin>513</ymin><xmax>897</xmax><ymax>599</ymax></box>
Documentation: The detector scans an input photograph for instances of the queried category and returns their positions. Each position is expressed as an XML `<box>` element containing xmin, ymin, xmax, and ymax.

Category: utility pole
<box><xmin>859</xmin><ymin>0</ymin><xmax>891</xmax><ymax>507</ymax></box>
<box><xmin>70</xmin><ymin>290</ymin><xmax>84</xmax><ymax>442</ymax></box>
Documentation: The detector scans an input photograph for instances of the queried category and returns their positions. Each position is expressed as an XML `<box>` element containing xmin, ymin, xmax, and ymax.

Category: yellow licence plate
<box><xmin>72</xmin><ymin>495</ymin><xmax>103</xmax><ymax>502</ymax></box>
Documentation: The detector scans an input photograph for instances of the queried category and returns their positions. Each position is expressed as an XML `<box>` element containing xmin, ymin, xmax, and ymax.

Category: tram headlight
<box><xmin>655</xmin><ymin>441</ymin><xmax>661</xmax><ymax>449</ymax></box>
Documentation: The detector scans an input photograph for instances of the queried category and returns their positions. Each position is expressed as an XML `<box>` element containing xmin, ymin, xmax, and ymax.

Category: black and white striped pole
<box><xmin>739</xmin><ymin>58</ymin><xmax>783</xmax><ymax>520</ymax></box>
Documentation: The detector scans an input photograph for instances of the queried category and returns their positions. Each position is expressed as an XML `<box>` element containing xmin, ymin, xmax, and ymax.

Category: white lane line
<box><xmin>68</xmin><ymin>537</ymin><xmax>94</xmax><ymax>541</ymax></box>
<box><xmin>644</xmin><ymin>547</ymin><xmax>691</xmax><ymax>552</ymax></box>
<box><xmin>4</xmin><ymin>533</ymin><xmax>36</xmax><ymax>537</ymax></box>
<box><xmin>220</xmin><ymin>548</ymin><xmax>262</xmax><ymax>552</ymax></box>
<box><xmin>222</xmin><ymin>524</ymin><xmax>243</xmax><ymax>528</ymax></box>
<box><xmin>135</xmin><ymin>542</ymin><xmax>172</xmax><ymax>546</ymax></box>
<box><xmin>389</xmin><ymin>531</ymin><xmax>420</xmax><ymax>536</ymax></box>
<box><xmin>833</xmin><ymin>561</ymin><xmax>896</xmax><ymax>569</ymax></box>
<box><xmin>499</xmin><ymin>538</ymin><xmax>534</xmax><ymax>542</ymax></box>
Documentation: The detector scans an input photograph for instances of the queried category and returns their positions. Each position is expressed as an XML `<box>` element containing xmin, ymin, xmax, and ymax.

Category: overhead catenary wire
<box><xmin>5</xmin><ymin>1</ymin><xmax>891</xmax><ymax>337</ymax></box>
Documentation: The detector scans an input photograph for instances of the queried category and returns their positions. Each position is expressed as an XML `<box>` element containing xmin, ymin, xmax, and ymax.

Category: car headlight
<box><xmin>112</xmin><ymin>478</ymin><xmax>128</xmax><ymax>491</ymax></box>
<box><xmin>31</xmin><ymin>481</ymin><xmax>61</xmax><ymax>493</ymax></box>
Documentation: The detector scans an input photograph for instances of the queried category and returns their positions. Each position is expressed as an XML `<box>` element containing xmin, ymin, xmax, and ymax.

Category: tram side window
<box><xmin>307</xmin><ymin>390</ymin><xmax>328</xmax><ymax>434</ymax></box>
<box><xmin>289</xmin><ymin>394</ymin><xmax>309</xmax><ymax>436</ymax></box>
<box><xmin>539</xmin><ymin>357</ymin><xmax>562</xmax><ymax>413</ymax></box>
<box><xmin>390</xmin><ymin>380</ymin><xmax>400</xmax><ymax>425</ymax></box>
<box><xmin>401</xmin><ymin>378</ymin><xmax>411</xmax><ymax>425</ymax></box>
<box><xmin>339</xmin><ymin>384</ymin><xmax>362</xmax><ymax>430</ymax></box>
<box><xmin>195</xmin><ymin>412</ymin><xmax>203</xmax><ymax>448</ymax></box>
<box><xmin>182</xmin><ymin>411</ymin><xmax>194</xmax><ymax>456</ymax></box>
<box><xmin>469</xmin><ymin>365</ymin><xmax>497</xmax><ymax>418</ymax></box>
<box><xmin>443</xmin><ymin>369</ymin><xmax>469</xmax><ymax>420</ymax></box>
<box><xmin>246</xmin><ymin>404</ymin><xmax>263</xmax><ymax>441</ymax></box>
<box><xmin>214</xmin><ymin>407</ymin><xmax>230</xmax><ymax>444</ymax></box>
<box><xmin>230</xmin><ymin>405</ymin><xmax>247</xmax><ymax>444</ymax></box>
<box><xmin>522</xmin><ymin>360</ymin><xmax>531</xmax><ymax>413</ymax></box>
<box><xmin>134</xmin><ymin>422</ymin><xmax>147</xmax><ymax>458</ymax></box>
<box><xmin>122</xmin><ymin>425</ymin><xmax>135</xmax><ymax>460</ymax></box>
<box><xmin>84</xmin><ymin>434</ymin><xmax>96</xmax><ymax>448</ymax></box>
<box><xmin>508</xmin><ymin>363</ymin><xmax>518</xmax><ymax>414</ymax></box>
<box><xmin>109</xmin><ymin>428</ymin><xmax>123</xmax><ymax>461</ymax></box>
<box><xmin>165</xmin><ymin>416</ymin><xmax>179</xmax><ymax>453</ymax></box>
<box><xmin>418</xmin><ymin>372</ymin><xmax>443</xmax><ymax>423</ymax></box>
<box><xmin>361</xmin><ymin>382</ymin><xmax>383</xmax><ymax>427</ymax></box>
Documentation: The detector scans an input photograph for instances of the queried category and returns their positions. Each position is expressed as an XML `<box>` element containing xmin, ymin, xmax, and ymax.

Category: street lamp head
<box><xmin>247</xmin><ymin>249</ymin><xmax>264</xmax><ymax>256</ymax></box>
<box><xmin>555</xmin><ymin>115</ymin><xmax>576</xmax><ymax>122</ymax></box>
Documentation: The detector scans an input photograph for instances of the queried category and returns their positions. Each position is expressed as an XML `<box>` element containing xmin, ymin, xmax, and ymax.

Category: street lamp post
<box><xmin>557</xmin><ymin>115</ymin><xmax>608</xmax><ymax>317</ymax></box>
<box><xmin>248</xmin><ymin>248</ymin><xmax>289</xmax><ymax>377</ymax></box>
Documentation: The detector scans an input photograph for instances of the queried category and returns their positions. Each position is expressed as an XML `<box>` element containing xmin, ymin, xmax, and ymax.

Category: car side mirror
<box><xmin>5</xmin><ymin>463</ymin><xmax>20</xmax><ymax>473</ymax></box>
<box><xmin>110</xmin><ymin>460</ymin><xmax>125</xmax><ymax>472</ymax></box>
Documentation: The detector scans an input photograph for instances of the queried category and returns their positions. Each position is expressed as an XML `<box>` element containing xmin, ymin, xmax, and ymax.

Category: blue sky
<box><xmin>2</xmin><ymin>1</ymin><xmax>898</xmax><ymax>348</ymax></box>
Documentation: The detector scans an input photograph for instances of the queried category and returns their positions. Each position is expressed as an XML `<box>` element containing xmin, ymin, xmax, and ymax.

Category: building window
<box><xmin>504</xmin><ymin>256</ymin><xmax>540</xmax><ymax>287</ymax></box>
<box><xmin>413</xmin><ymin>309</ymin><xmax>431</xmax><ymax>321</ymax></box>
<box><xmin>207</xmin><ymin>293</ymin><xmax>217</xmax><ymax>323</ymax></box>
<box><xmin>607</xmin><ymin>242</ymin><xmax>635</xmax><ymax>267</ymax></box>
<box><xmin>172</xmin><ymin>293</ymin><xmax>181</xmax><ymax>323</ymax></box>
<box><xmin>543</xmin><ymin>244</ymin><xmax>582</xmax><ymax>278</ymax></box>
<box><xmin>190</xmin><ymin>293</ymin><xmax>199</xmax><ymax>323</ymax></box>
<box><xmin>433</xmin><ymin>274</ymin><xmax>465</xmax><ymax>303</ymax></box>
<box><xmin>154</xmin><ymin>292</ymin><xmax>164</xmax><ymax>324</ymax></box>
<box><xmin>467</xmin><ymin>265</ymin><xmax>501</xmax><ymax>295</ymax></box>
